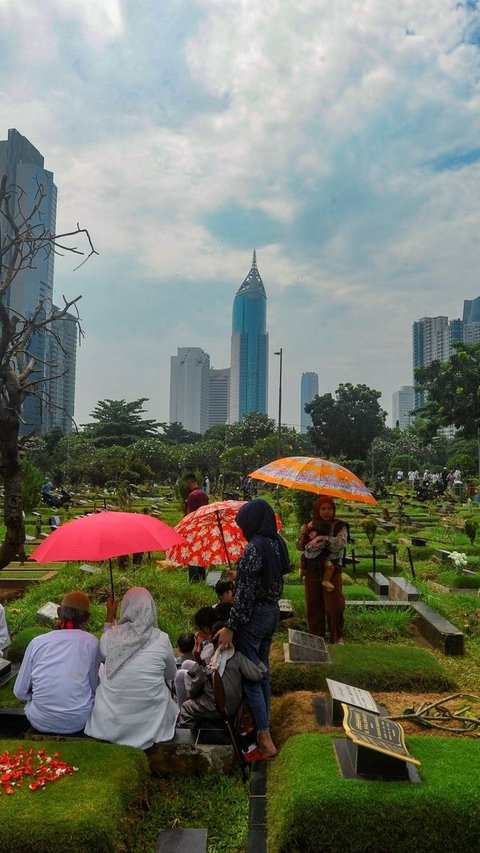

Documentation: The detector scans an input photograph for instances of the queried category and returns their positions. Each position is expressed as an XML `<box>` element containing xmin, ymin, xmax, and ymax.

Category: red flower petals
<box><xmin>0</xmin><ymin>747</ymin><xmax>77</xmax><ymax>795</ymax></box>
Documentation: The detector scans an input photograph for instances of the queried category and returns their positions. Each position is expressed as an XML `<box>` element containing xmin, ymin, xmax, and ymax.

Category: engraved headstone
<box><xmin>285</xmin><ymin>628</ymin><xmax>331</xmax><ymax>663</ymax></box>
<box><xmin>334</xmin><ymin>704</ymin><xmax>421</xmax><ymax>782</ymax></box>
<box><xmin>36</xmin><ymin>602</ymin><xmax>59</xmax><ymax>626</ymax></box>
<box><xmin>79</xmin><ymin>563</ymin><xmax>100</xmax><ymax>574</ymax></box>
<box><xmin>206</xmin><ymin>570</ymin><xmax>223</xmax><ymax>588</ymax></box>
<box><xmin>326</xmin><ymin>678</ymin><xmax>379</xmax><ymax>724</ymax></box>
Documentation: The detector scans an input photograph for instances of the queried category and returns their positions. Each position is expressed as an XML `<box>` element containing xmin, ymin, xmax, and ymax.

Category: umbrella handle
<box><xmin>215</xmin><ymin>510</ymin><xmax>232</xmax><ymax>570</ymax></box>
<box><xmin>108</xmin><ymin>559</ymin><xmax>115</xmax><ymax>599</ymax></box>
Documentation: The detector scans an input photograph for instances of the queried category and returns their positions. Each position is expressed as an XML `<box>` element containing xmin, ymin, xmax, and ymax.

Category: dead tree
<box><xmin>0</xmin><ymin>174</ymin><xmax>96</xmax><ymax>567</ymax></box>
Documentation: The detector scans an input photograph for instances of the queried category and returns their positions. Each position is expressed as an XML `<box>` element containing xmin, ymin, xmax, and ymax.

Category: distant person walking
<box><xmin>183</xmin><ymin>473</ymin><xmax>209</xmax><ymax>582</ymax></box>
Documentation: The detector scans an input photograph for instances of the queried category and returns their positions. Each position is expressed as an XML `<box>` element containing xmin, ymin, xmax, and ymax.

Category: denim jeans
<box><xmin>235</xmin><ymin>603</ymin><xmax>280</xmax><ymax>732</ymax></box>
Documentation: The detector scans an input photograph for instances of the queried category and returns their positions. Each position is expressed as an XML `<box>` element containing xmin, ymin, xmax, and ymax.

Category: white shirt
<box><xmin>0</xmin><ymin>604</ymin><xmax>10</xmax><ymax>653</ymax></box>
<box><xmin>85</xmin><ymin>628</ymin><xmax>178</xmax><ymax>749</ymax></box>
<box><xmin>14</xmin><ymin>629</ymin><xmax>101</xmax><ymax>733</ymax></box>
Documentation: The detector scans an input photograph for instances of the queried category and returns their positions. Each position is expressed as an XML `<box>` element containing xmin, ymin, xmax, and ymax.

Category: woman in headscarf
<box><xmin>216</xmin><ymin>499</ymin><xmax>290</xmax><ymax>762</ymax></box>
<box><xmin>297</xmin><ymin>495</ymin><xmax>347</xmax><ymax>643</ymax></box>
<box><xmin>85</xmin><ymin>587</ymin><xmax>178</xmax><ymax>749</ymax></box>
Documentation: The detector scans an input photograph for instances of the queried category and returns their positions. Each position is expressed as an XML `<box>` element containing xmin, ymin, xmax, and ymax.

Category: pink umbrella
<box><xmin>30</xmin><ymin>511</ymin><xmax>186</xmax><ymax>595</ymax></box>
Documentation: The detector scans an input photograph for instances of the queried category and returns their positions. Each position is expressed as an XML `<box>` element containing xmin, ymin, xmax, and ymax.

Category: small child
<box><xmin>303</xmin><ymin>520</ymin><xmax>336</xmax><ymax>592</ymax></box>
<box><xmin>176</xmin><ymin>632</ymin><xmax>196</xmax><ymax>667</ymax></box>
<box><xmin>213</xmin><ymin>578</ymin><xmax>234</xmax><ymax>620</ymax></box>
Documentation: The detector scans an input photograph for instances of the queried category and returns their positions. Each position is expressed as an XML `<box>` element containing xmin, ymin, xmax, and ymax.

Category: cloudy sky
<box><xmin>1</xmin><ymin>0</ymin><xmax>480</xmax><ymax>431</ymax></box>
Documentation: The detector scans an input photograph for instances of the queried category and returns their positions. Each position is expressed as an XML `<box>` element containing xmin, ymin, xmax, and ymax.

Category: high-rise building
<box><xmin>44</xmin><ymin>310</ymin><xmax>77</xmax><ymax>434</ymax></box>
<box><xmin>412</xmin><ymin>316</ymin><xmax>450</xmax><ymax>407</ymax></box>
<box><xmin>229</xmin><ymin>251</ymin><xmax>268</xmax><ymax>423</ymax></box>
<box><xmin>208</xmin><ymin>368</ymin><xmax>230</xmax><ymax>427</ymax></box>
<box><xmin>463</xmin><ymin>297</ymin><xmax>480</xmax><ymax>324</ymax></box>
<box><xmin>300</xmin><ymin>372</ymin><xmax>319</xmax><ymax>434</ymax></box>
<box><xmin>0</xmin><ymin>128</ymin><xmax>58</xmax><ymax>435</ymax></box>
<box><xmin>169</xmin><ymin>347</ymin><xmax>210</xmax><ymax>434</ymax></box>
<box><xmin>392</xmin><ymin>386</ymin><xmax>415</xmax><ymax>431</ymax></box>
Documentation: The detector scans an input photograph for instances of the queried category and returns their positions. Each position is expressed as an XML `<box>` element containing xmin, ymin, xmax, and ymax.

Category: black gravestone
<box><xmin>335</xmin><ymin>704</ymin><xmax>421</xmax><ymax>782</ymax></box>
<box><xmin>285</xmin><ymin>628</ymin><xmax>331</xmax><ymax>663</ymax></box>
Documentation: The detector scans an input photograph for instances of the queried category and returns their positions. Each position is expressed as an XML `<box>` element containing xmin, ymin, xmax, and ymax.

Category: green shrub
<box><xmin>439</xmin><ymin>570</ymin><xmax>480</xmax><ymax>589</ymax></box>
<box><xmin>268</xmin><ymin>733</ymin><xmax>480</xmax><ymax>853</ymax></box>
<box><xmin>270</xmin><ymin>644</ymin><xmax>456</xmax><ymax>695</ymax></box>
<box><xmin>7</xmin><ymin>627</ymin><xmax>50</xmax><ymax>662</ymax></box>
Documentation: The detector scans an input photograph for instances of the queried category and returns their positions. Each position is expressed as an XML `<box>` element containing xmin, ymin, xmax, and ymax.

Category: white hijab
<box><xmin>104</xmin><ymin>587</ymin><xmax>158</xmax><ymax>678</ymax></box>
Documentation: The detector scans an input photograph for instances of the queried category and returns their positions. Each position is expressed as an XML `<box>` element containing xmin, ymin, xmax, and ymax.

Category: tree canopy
<box><xmin>415</xmin><ymin>342</ymin><xmax>480</xmax><ymax>439</ymax></box>
<box><xmin>306</xmin><ymin>383</ymin><xmax>386</xmax><ymax>460</ymax></box>
<box><xmin>83</xmin><ymin>399</ymin><xmax>161</xmax><ymax>447</ymax></box>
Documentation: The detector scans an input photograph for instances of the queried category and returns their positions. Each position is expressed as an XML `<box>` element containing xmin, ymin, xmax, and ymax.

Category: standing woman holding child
<box><xmin>297</xmin><ymin>495</ymin><xmax>347</xmax><ymax>643</ymax></box>
<box><xmin>216</xmin><ymin>499</ymin><xmax>290</xmax><ymax>762</ymax></box>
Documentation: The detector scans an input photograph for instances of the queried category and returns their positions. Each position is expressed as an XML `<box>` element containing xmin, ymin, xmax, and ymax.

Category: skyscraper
<box><xmin>0</xmin><ymin>128</ymin><xmax>58</xmax><ymax>435</ymax></box>
<box><xmin>169</xmin><ymin>347</ymin><xmax>210</xmax><ymax>434</ymax></box>
<box><xmin>392</xmin><ymin>386</ymin><xmax>415</xmax><ymax>431</ymax></box>
<box><xmin>300</xmin><ymin>372</ymin><xmax>319</xmax><ymax>434</ymax></box>
<box><xmin>229</xmin><ymin>251</ymin><xmax>268</xmax><ymax>423</ymax></box>
<box><xmin>44</xmin><ymin>310</ymin><xmax>77</xmax><ymax>434</ymax></box>
<box><xmin>208</xmin><ymin>367</ymin><xmax>230</xmax><ymax>427</ymax></box>
<box><xmin>412</xmin><ymin>316</ymin><xmax>450</xmax><ymax>408</ymax></box>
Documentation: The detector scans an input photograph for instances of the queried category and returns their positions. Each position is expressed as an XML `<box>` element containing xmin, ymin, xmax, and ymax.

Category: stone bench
<box><xmin>0</xmin><ymin>707</ymin><xmax>28</xmax><ymax>737</ymax></box>
<box><xmin>367</xmin><ymin>572</ymin><xmax>389</xmax><ymax>596</ymax></box>
<box><xmin>146</xmin><ymin>729</ymin><xmax>235</xmax><ymax>775</ymax></box>
<box><xmin>156</xmin><ymin>828</ymin><xmax>207</xmax><ymax>853</ymax></box>
<box><xmin>388</xmin><ymin>576</ymin><xmax>421</xmax><ymax>602</ymax></box>
<box><xmin>346</xmin><ymin>600</ymin><xmax>411</xmax><ymax>609</ymax></box>
<box><xmin>412</xmin><ymin>602</ymin><xmax>464</xmax><ymax>655</ymax></box>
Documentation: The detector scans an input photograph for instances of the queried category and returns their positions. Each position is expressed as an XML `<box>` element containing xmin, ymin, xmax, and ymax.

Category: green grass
<box><xmin>0</xmin><ymin>739</ymin><xmax>149</xmax><ymax>853</ymax></box>
<box><xmin>270</xmin><ymin>643</ymin><xmax>456</xmax><ymax>695</ymax></box>
<box><xmin>130</xmin><ymin>774</ymin><xmax>249</xmax><ymax>853</ymax></box>
<box><xmin>268</xmin><ymin>733</ymin><xmax>480</xmax><ymax>853</ymax></box>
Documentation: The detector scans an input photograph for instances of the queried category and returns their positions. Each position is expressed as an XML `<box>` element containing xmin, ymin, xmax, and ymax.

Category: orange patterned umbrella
<box><xmin>166</xmin><ymin>500</ymin><xmax>282</xmax><ymax>569</ymax></box>
<box><xmin>248</xmin><ymin>456</ymin><xmax>377</xmax><ymax>505</ymax></box>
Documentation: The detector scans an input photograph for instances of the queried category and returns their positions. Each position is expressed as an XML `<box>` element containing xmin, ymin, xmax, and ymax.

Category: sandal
<box><xmin>243</xmin><ymin>747</ymin><xmax>277</xmax><ymax>763</ymax></box>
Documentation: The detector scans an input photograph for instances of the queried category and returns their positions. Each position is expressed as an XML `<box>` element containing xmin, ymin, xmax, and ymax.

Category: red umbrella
<box><xmin>166</xmin><ymin>500</ymin><xmax>282</xmax><ymax>570</ymax></box>
<box><xmin>30</xmin><ymin>511</ymin><xmax>186</xmax><ymax>595</ymax></box>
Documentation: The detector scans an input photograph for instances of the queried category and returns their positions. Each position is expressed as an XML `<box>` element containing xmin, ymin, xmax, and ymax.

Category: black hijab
<box><xmin>236</xmin><ymin>499</ymin><xmax>290</xmax><ymax>586</ymax></box>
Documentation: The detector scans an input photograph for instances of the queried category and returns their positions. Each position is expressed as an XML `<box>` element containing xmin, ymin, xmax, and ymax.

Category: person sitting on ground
<box><xmin>303</xmin><ymin>519</ymin><xmax>337</xmax><ymax>592</ymax></box>
<box><xmin>0</xmin><ymin>602</ymin><xmax>11</xmax><ymax>657</ymax></box>
<box><xmin>14</xmin><ymin>591</ymin><xmax>100</xmax><ymax>734</ymax></box>
<box><xmin>192</xmin><ymin>606</ymin><xmax>218</xmax><ymax>663</ymax></box>
<box><xmin>85</xmin><ymin>587</ymin><xmax>178</xmax><ymax>749</ymax></box>
<box><xmin>176</xmin><ymin>621</ymin><xmax>265</xmax><ymax>729</ymax></box>
<box><xmin>214</xmin><ymin>578</ymin><xmax>235</xmax><ymax>620</ymax></box>
<box><xmin>176</xmin><ymin>632</ymin><xmax>196</xmax><ymax>666</ymax></box>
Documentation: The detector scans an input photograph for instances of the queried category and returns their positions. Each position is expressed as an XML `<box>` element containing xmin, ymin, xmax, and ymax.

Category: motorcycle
<box><xmin>41</xmin><ymin>489</ymin><xmax>72</xmax><ymax>508</ymax></box>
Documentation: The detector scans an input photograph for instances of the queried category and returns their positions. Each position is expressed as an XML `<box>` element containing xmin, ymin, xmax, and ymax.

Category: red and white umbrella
<box><xmin>166</xmin><ymin>500</ymin><xmax>282</xmax><ymax>570</ymax></box>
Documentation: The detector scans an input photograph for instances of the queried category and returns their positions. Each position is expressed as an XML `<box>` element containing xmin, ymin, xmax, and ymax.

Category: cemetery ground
<box><xmin>0</xmin><ymin>489</ymin><xmax>479</xmax><ymax>852</ymax></box>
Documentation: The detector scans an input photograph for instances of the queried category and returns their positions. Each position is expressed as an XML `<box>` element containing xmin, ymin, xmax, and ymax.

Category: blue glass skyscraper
<box><xmin>229</xmin><ymin>251</ymin><xmax>268</xmax><ymax>422</ymax></box>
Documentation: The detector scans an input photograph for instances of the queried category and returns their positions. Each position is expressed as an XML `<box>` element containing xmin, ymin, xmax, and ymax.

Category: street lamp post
<box><xmin>274</xmin><ymin>348</ymin><xmax>283</xmax><ymax>458</ymax></box>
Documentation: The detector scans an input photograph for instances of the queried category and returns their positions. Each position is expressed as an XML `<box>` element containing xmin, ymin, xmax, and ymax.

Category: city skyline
<box><xmin>1</xmin><ymin>3</ymin><xmax>479</xmax><ymax>431</ymax></box>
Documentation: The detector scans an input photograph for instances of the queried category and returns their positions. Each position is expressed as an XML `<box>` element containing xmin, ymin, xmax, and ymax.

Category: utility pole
<box><xmin>274</xmin><ymin>348</ymin><xmax>283</xmax><ymax>458</ymax></box>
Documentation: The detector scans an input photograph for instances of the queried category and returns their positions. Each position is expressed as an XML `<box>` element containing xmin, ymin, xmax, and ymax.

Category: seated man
<box><xmin>0</xmin><ymin>602</ymin><xmax>10</xmax><ymax>657</ymax></box>
<box><xmin>14</xmin><ymin>591</ymin><xmax>101</xmax><ymax>734</ymax></box>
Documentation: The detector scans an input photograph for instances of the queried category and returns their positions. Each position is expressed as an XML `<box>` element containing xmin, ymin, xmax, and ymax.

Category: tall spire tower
<box><xmin>229</xmin><ymin>250</ymin><xmax>269</xmax><ymax>422</ymax></box>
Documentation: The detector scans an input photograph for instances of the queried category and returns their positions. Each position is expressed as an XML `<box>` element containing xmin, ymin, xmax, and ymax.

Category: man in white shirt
<box><xmin>14</xmin><ymin>591</ymin><xmax>101</xmax><ymax>734</ymax></box>
<box><xmin>0</xmin><ymin>603</ymin><xmax>10</xmax><ymax>657</ymax></box>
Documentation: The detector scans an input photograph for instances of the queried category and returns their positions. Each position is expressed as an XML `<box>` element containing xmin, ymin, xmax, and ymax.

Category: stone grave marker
<box><xmin>278</xmin><ymin>598</ymin><xmax>294</xmax><ymax>620</ymax></box>
<box><xmin>334</xmin><ymin>704</ymin><xmax>421</xmax><ymax>782</ymax></box>
<box><xmin>156</xmin><ymin>827</ymin><xmax>207</xmax><ymax>853</ymax></box>
<box><xmin>36</xmin><ymin>602</ymin><xmax>59</xmax><ymax>626</ymax></box>
<box><xmin>79</xmin><ymin>563</ymin><xmax>100</xmax><ymax>574</ymax></box>
<box><xmin>326</xmin><ymin>678</ymin><xmax>380</xmax><ymax>724</ymax></box>
<box><xmin>284</xmin><ymin>628</ymin><xmax>331</xmax><ymax>663</ymax></box>
<box><xmin>206</xmin><ymin>570</ymin><xmax>223</xmax><ymax>588</ymax></box>
<box><xmin>0</xmin><ymin>658</ymin><xmax>12</xmax><ymax>686</ymax></box>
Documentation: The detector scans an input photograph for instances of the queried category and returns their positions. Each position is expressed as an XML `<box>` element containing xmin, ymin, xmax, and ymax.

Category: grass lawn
<box><xmin>267</xmin><ymin>733</ymin><xmax>480</xmax><ymax>853</ymax></box>
<box><xmin>0</xmin><ymin>739</ymin><xmax>149</xmax><ymax>853</ymax></box>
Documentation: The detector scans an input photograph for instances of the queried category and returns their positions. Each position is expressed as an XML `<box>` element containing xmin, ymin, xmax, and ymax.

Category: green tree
<box><xmin>415</xmin><ymin>342</ymin><xmax>480</xmax><ymax>439</ymax></box>
<box><xmin>226</xmin><ymin>412</ymin><xmax>275</xmax><ymax>447</ymax></box>
<box><xmin>306</xmin><ymin>383</ymin><xmax>386</xmax><ymax>460</ymax></box>
<box><xmin>83</xmin><ymin>399</ymin><xmax>161</xmax><ymax>447</ymax></box>
<box><xmin>160</xmin><ymin>421</ymin><xmax>201</xmax><ymax>445</ymax></box>
<box><xmin>129</xmin><ymin>438</ymin><xmax>180</xmax><ymax>483</ymax></box>
<box><xmin>21</xmin><ymin>461</ymin><xmax>44</xmax><ymax>514</ymax></box>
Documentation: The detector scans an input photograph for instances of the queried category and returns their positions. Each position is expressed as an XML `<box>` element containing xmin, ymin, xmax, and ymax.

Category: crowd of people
<box><xmin>8</xmin><ymin>491</ymin><xmax>348</xmax><ymax>762</ymax></box>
